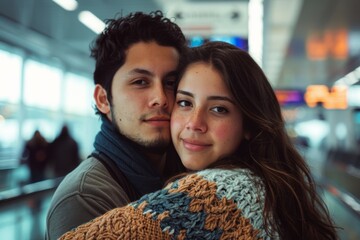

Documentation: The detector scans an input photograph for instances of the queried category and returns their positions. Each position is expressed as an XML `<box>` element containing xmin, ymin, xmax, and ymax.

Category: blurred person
<box><xmin>20</xmin><ymin>130</ymin><xmax>49</xmax><ymax>183</ymax></box>
<box><xmin>45</xmin><ymin>10</ymin><xmax>187</xmax><ymax>239</ymax></box>
<box><xmin>48</xmin><ymin>125</ymin><xmax>80</xmax><ymax>178</ymax></box>
<box><xmin>60</xmin><ymin>42</ymin><xmax>338</xmax><ymax>239</ymax></box>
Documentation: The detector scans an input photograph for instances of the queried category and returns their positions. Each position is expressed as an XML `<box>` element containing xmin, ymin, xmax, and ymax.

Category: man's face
<box><xmin>108</xmin><ymin>41</ymin><xmax>180</xmax><ymax>150</ymax></box>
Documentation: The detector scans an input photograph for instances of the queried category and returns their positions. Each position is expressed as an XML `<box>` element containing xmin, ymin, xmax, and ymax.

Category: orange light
<box><xmin>323</xmin><ymin>86</ymin><xmax>348</xmax><ymax>109</ymax></box>
<box><xmin>306</xmin><ymin>29</ymin><xmax>349</xmax><ymax>60</ymax></box>
<box><xmin>304</xmin><ymin>85</ymin><xmax>348</xmax><ymax>109</ymax></box>
<box><xmin>304</xmin><ymin>85</ymin><xmax>329</xmax><ymax>107</ymax></box>
<box><xmin>330</xmin><ymin>29</ymin><xmax>348</xmax><ymax>59</ymax></box>
<box><xmin>306</xmin><ymin>32</ymin><xmax>328</xmax><ymax>60</ymax></box>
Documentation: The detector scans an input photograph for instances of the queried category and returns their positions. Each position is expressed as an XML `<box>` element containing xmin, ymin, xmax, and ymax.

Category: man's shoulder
<box><xmin>47</xmin><ymin>156</ymin><xmax>132</xmax><ymax>220</ymax></box>
<box><xmin>46</xmin><ymin>156</ymin><xmax>131</xmax><ymax>239</ymax></box>
<box><xmin>52</xmin><ymin>156</ymin><xmax>128</xmax><ymax>201</ymax></box>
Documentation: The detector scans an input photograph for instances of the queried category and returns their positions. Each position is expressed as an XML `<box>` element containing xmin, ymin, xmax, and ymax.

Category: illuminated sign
<box><xmin>188</xmin><ymin>36</ymin><xmax>248</xmax><ymax>50</ymax></box>
<box><xmin>164</xmin><ymin>2</ymin><xmax>248</xmax><ymax>37</ymax></box>
<box><xmin>304</xmin><ymin>85</ymin><xmax>348</xmax><ymax>109</ymax></box>
<box><xmin>275</xmin><ymin>90</ymin><xmax>305</xmax><ymax>106</ymax></box>
<box><xmin>306</xmin><ymin>29</ymin><xmax>348</xmax><ymax>60</ymax></box>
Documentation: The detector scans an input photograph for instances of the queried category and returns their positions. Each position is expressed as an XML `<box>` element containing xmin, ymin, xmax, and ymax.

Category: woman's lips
<box><xmin>182</xmin><ymin>138</ymin><xmax>211</xmax><ymax>151</ymax></box>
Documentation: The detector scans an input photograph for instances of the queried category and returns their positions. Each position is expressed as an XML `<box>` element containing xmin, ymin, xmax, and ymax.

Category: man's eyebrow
<box><xmin>128</xmin><ymin>68</ymin><xmax>154</xmax><ymax>77</ymax></box>
<box><xmin>165</xmin><ymin>70</ymin><xmax>178</xmax><ymax>77</ymax></box>
<box><xmin>177</xmin><ymin>89</ymin><xmax>236</xmax><ymax>104</ymax></box>
<box><xmin>128</xmin><ymin>68</ymin><xmax>178</xmax><ymax>78</ymax></box>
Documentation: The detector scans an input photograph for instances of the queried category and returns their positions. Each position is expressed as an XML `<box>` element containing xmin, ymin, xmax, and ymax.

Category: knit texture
<box><xmin>60</xmin><ymin>168</ymin><xmax>268</xmax><ymax>240</ymax></box>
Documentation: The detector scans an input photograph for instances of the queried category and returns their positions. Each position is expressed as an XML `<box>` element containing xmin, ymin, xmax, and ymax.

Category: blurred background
<box><xmin>0</xmin><ymin>0</ymin><xmax>359</xmax><ymax>239</ymax></box>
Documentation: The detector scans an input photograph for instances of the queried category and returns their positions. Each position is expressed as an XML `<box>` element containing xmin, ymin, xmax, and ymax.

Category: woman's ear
<box><xmin>94</xmin><ymin>84</ymin><xmax>110</xmax><ymax>114</ymax></box>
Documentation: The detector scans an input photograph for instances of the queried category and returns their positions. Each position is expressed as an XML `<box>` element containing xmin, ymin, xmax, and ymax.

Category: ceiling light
<box><xmin>78</xmin><ymin>11</ymin><xmax>105</xmax><ymax>34</ymax></box>
<box><xmin>248</xmin><ymin>0</ymin><xmax>263</xmax><ymax>67</ymax></box>
<box><xmin>52</xmin><ymin>0</ymin><xmax>78</xmax><ymax>11</ymax></box>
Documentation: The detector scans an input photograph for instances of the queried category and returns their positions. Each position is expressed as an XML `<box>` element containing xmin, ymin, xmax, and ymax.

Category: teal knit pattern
<box><xmin>130</xmin><ymin>168</ymin><xmax>267</xmax><ymax>239</ymax></box>
<box><xmin>198</xmin><ymin>169</ymin><xmax>266</xmax><ymax>233</ymax></box>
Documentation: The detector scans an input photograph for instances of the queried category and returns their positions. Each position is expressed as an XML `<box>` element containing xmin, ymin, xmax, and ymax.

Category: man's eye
<box><xmin>164</xmin><ymin>79</ymin><xmax>176</xmax><ymax>89</ymax></box>
<box><xmin>133</xmin><ymin>79</ymin><xmax>148</xmax><ymax>85</ymax></box>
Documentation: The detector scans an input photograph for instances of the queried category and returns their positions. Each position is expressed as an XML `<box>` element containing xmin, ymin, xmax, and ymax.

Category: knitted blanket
<box><xmin>60</xmin><ymin>168</ymin><xmax>268</xmax><ymax>239</ymax></box>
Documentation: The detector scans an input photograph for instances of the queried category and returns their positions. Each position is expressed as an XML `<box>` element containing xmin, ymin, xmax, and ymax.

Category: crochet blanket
<box><xmin>60</xmin><ymin>168</ymin><xmax>268</xmax><ymax>240</ymax></box>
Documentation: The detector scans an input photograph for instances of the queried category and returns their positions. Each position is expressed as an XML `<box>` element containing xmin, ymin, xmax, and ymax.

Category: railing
<box><xmin>0</xmin><ymin>177</ymin><xmax>63</xmax><ymax>205</ymax></box>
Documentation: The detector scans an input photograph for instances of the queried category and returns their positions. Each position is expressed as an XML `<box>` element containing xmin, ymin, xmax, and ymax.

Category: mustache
<box><xmin>140</xmin><ymin>110</ymin><xmax>171</xmax><ymax>121</ymax></box>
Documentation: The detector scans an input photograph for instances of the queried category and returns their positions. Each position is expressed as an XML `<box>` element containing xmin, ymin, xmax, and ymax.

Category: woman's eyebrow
<box><xmin>177</xmin><ymin>89</ymin><xmax>235</xmax><ymax>104</ymax></box>
<box><xmin>176</xmin><ymin>90</ymin><xmax>194</xmax><ymax>97</ymax></box>
<box><xmin>207</xmin><ymin>96</ymin><xmax>236</xmax><ymax>104</ymax></box>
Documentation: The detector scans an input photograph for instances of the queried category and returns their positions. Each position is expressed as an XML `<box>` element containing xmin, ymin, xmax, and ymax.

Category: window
<box><xmin>63</xmin><ymin>73</ymin><xmax>94</xmax><ymax>115</ymax></box>
<box><xmin>0</xmin><ymin>49</ymin><xmax>22</xmax><ymax>103</ymax></box>
<box><xmin>23</xmin><ymin>59</ymin><xmax>62</xmax><ymax>110</ymax></box>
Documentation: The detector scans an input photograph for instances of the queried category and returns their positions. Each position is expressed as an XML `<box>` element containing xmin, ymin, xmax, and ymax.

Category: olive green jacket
<box><xmin>45</xmin><ymin>156</ymin><xmax>130</xmax><ymax>240</ymax></box>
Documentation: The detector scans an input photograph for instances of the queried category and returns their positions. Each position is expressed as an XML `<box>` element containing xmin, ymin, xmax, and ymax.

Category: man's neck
<box><xmin>106</xmin><ymin>118</ymin><xmax>168</xmax><ymax>174</ymax></box>
<box><xmin>144</xmin><ymin>152</ymin><xmax>166</xmax><ymax>175</ymax></box>
<box><xmin>123</xmin><ymin>136</ymin><xmax>167</xmax><ymax>175</ymax></box>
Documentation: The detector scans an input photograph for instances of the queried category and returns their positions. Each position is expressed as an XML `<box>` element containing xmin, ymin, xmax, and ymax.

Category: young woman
<box><xmin>60</xmin><ymin>42</ymin><xmax>338</xmax><ymax>239</ymax></box>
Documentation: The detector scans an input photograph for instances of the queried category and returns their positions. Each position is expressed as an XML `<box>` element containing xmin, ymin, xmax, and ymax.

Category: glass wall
<box><xmin>0</xmin><ymin>42</ymin><xmax>100</xmax><ymax>170</ymax></box>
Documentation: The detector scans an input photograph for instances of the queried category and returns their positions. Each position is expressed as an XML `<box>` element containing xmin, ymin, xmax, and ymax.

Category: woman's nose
<box><xmin>185</xmin><ymin>109</ymin><xmax>207</xmax><ymax>133</ymax></box>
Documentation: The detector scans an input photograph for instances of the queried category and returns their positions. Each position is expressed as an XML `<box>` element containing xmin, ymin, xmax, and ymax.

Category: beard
<box><xmin>110</xmin><ymin>107</ymin><xmax>170</xmax><ymax>155</ymax></box>
<box><xmin>127</xmin><ymin>136</ymin><xmax>170</xmax><ymax>155</ymax></box>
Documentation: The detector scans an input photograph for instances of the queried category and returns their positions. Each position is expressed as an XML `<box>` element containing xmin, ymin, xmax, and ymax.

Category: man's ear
<box><xmin>94</xmin><ymin>84</ymin><xmax>110</xmax><ymax>114</ymax></box>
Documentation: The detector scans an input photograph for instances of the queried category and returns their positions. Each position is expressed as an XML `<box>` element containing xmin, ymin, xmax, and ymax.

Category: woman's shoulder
<box><xmin>196</xmin><ymin>167</ymin><xmax>260</xmax><ymax>181</ymax></box>
<box><xmin>134</xmin><ymin>168</ymin><xmax>264</xmax><ymax>207</ymax></box>
<box><xmin>165</xmin><ymin>168</ymin><xmax>264</xmax><ymax>195</ymax></box>
<box><xmin>193</xmin><ymin>168</ymin><xmax>264</xmax><ymax>192</ymax></box>
<box><xmin>165</xmin><ymin>168</ymin><xmax>266</xmax><ymax>222</ymax></box>
<box><xmin>130</xmin><ymin>167</ymin><xmax>267</xmax><ymax>239</ymax></box>
<box><xmin>195</xmin><ymin>168</ymin><xmax>264</xmax><ymax>195</ymax></box>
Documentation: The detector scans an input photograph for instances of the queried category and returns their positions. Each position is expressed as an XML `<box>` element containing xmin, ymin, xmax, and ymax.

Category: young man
<box><xmin>45</xmin><ymin>11</ymin><xmax>186</xmax><ymax>239</ymax></box>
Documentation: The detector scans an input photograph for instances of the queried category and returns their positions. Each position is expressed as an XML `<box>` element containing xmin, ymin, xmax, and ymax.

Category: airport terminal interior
<box><xmin>0</xmin><ymin>0</ymin><xmax>359</xmax><ymax>239</ymax></box>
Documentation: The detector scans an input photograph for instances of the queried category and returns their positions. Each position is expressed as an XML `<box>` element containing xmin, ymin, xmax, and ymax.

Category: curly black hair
<box><xmin>90</xmin><ymin>10</ymin><xmax>186</xmax><ymax>115</ymax></box>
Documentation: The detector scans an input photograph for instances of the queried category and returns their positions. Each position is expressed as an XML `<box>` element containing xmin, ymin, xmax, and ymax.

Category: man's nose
<box><xmin>149</xmin><ymin>83</ymin><xmax>169</xmax><ymax>108</ymax></box>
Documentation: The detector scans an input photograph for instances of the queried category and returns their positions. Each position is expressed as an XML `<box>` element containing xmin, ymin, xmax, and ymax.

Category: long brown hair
<box><xmin>174</xmin><ymin>41</ymin><xmax>338</xmax><ymax>239</ymax></box>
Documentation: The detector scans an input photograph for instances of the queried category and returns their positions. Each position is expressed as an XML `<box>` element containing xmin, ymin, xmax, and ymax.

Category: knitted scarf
<box><xmin>93</xmin><ymin>116</ymin><xmax>165</xmax><ymax>196</ymax></box>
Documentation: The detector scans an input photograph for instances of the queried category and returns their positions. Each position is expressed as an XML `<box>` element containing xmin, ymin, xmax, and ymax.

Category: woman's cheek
<box><xmin>170</xmin><ymin>114</ymin><xmax>183</xmax><ymax>138</ymax></box>
<box><xmin>213</xmin><ymin>124</ymin><xmax>234</xmax><ymax>141</ymax></box>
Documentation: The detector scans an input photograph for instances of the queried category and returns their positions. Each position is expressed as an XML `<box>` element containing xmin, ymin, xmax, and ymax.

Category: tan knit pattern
<box><xmin>169</xmin><ymin>174</ymin><xmax>261</xmax><ymax>240</ymax></box>
<box><xmin>59</xmin><ymin>202</ymin><xmax>172</xmax><ymax>240</ymax></box>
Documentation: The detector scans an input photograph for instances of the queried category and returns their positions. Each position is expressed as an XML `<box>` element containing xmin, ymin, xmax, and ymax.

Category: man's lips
<box><xmin>143</xmin><ymin>116</ymin><xmax>170</xmax><ymax>126</ymax></box>
<box><xmin>144</xmin><ymin>116</ymin><xmax>170</xmax><ymax>122</ymax></box>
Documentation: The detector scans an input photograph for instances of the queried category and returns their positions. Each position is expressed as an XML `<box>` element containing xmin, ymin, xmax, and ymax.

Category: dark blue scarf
<box><xmin>93</xmin><ymin>116</ymin><xmax>165</xmax><ymax>196</ymax></box>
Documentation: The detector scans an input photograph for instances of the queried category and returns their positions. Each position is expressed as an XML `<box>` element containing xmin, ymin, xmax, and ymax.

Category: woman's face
<box><xmin>171</xmin><ymin>62</ymin><xmax>245</xmax><ymax>170</ymax></box>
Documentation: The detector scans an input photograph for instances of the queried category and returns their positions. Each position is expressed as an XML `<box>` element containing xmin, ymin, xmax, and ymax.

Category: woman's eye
<box><xmin>177</xmin><ymin>100</ymin><xmax>192</xmax><ymax>107</ymax></box>
<box><xmin>212</xmin><ymin>106</ymin><xmax>228</xmax><ymax>114</ymax></box>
